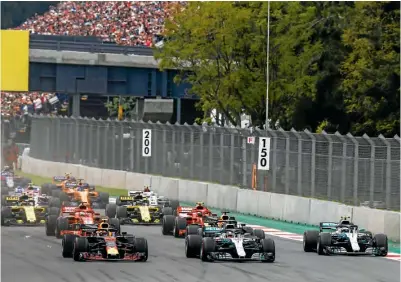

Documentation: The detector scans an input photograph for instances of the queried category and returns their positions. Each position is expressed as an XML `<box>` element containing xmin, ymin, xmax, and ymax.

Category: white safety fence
<box><xmin>22</xmin><ymin>156</ymin><xmax>400</xmax><ymax>241</ymax></box>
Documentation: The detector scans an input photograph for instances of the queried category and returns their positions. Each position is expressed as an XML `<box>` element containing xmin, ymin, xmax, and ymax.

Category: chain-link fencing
<box><xmin>29</xmin><ymin>115</ymin><xmax>400</xmax><ymax>210</ymax></box>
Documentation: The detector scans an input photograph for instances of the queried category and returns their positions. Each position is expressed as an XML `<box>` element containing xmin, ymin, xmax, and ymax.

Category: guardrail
<box><xmin>29</xmin><ymin>39</ymin><xmax>154</xmax><ymax>56</ymax></box>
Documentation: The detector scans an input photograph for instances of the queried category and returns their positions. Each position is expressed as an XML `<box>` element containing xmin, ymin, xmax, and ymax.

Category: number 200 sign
<box><xmin>142</xmin><ymin>129</ymin><xmax>152</xmax><ymax>157</ymax></box>
<box><xmin>258</xmin><ymin>137</ymin><xmax>270</xmax><ymax>170</ymax></box>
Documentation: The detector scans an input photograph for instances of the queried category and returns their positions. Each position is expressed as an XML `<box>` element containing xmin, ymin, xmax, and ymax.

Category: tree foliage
<box><xmin>156</xmin><ymin>1</ymin><xmax>400</xmax><ymax>137</ymax></box>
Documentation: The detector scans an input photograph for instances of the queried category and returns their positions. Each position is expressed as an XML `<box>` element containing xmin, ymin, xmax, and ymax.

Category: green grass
<box><xmin>15</xmin><ymin>171</ymin><xmax>128</xmax><ymax>196</ymax></box>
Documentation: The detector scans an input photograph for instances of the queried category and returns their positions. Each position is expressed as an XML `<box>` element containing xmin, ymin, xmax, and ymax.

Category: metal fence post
<box><xmin>188</xmin><ymin>124</ymin><xmax>195</xmax><ymax>179</ymax></box>
<box><xmin>363</xmin><ymin>134</ymin><xmax>375</xmax><ymax>207</ymax></box>
<box><xmin>347</xmin><ymin>133</ymin><xmax>359</xmax><ymax>206</ymax></box>
<box><xmin>290</xmin><ymin>129</ymin><xmax>303</xmax><ymax>196</ymax></box>
<box><xmin>304</xmin><ymin>129</ymin><xmax>316</xmax><ymax>198</ymax></box>
<box><xmin>322</xmin><ymin>131</ymin><xmax>333</xmax><ymax>200</ymax></box>
<box><xmin>103</xmin><ymin>120</ymin><xmax>110</xmax><ymax>168</ymax></box>
<box><xmin>335</xmin><ymin>132</ymin><xmax>347</xmax><ymax>203</ymax></box>
<box><xmin>208</xmin><ymin>127</ymin><xmax>214</xmax><ymax>182</ymax></box>
<box><xmin>219</xmin><ymin>129</ymin><xmax>225</xmax><ymax>184</ymax></box>
<box><xmin>229</xmin><ymin>131</ymin><xmax>235</xmax><ymax>185</ymax></box>
<box><xmin>268</xmin><ymin>129</ymin><xmax>277</xmax><ymax>193</ymax></box>
<box><xmin>279</xmin><ymin>128</ymin><xmax>290</xmax><ymax>194</ymax></box>
<box><xmin>378</xmin><ymin>134</ymin><xmax>391</xmax><ymax>209</ymax></box>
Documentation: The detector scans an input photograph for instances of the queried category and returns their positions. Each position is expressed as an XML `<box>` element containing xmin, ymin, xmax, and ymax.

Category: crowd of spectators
<box><xmin>3</xmin><ymin>2</ymin><xmax>185</xmax><ymax>125</ymax></box>
<box><xmin>16</xmin><ymin>1</ymin><xmax>184</xmax><ymax>47</ymax></box>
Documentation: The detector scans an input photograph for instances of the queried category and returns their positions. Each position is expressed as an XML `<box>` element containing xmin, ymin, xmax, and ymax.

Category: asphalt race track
<box><xmin>2</xmin><ymin>219</ymin><xmax>399</xmax><ymax>282</ymax></box>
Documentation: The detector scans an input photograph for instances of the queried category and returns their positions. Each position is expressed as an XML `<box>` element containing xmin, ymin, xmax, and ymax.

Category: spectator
<box><xmin>15</xmin><ymin>1</ymin><xmax>186</xmax><ymax>47</ymax></box>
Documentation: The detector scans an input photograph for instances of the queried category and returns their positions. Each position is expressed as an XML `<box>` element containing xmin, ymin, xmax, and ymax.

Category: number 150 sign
<box><xmin>258</xmin><ymin>137</ymin><xmax>270</xmax><ymax>170</ymax></box>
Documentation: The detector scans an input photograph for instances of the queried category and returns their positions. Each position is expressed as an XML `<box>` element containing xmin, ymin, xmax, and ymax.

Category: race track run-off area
<box><xmin>1</xmin><ymin>212</ymin><xmax>400</xmax><ymax>282</ymax></box>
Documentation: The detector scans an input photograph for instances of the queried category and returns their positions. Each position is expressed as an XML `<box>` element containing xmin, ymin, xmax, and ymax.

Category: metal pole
<box><xmin>265</xmin><ymin>0</ymin><xmax>270</xmax><ymax>130</ymax></box>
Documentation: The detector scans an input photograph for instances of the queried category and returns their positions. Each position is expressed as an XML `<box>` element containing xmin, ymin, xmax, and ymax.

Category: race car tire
<box><xmin>49</xmin><ymin>184</ymin><xmax>58</xmax><ymax>193</ymax></box>
<box><xmin>1</xmin><ymin>195</ymin><xmax>9</xmax><ymax>205</ymax></box>
<box><xmin>134</xmin><ymin>238</ymin><xmax>148</xmax><ymax>262</ymax></box>
<box><xmin>317</xmin><ymin>232</ymin><xmax>331</xmax><ymax>255</ymax></box>
<box><xmin>303</xmin><ymin>230</ymin><xmax>319</xmax><ymax>252</ymax></box>
<box><xmin>253</xmin><ymin>229</ymin><xmax>266</xmax><ymax>239</ymax></box>
<box><xmin>261</xmin><ymin>238</ymin><xmax>275</xmax><ymax>262</ymax></box>
<box><xmin>1</xmin><ymin>207</ymin><xmax>12</xmax><ymax>226</ymax></box>
<box><xmin>186</xmin><ymin>225</ymin><xmax>200</xmax><ymax>236</ymax></box>
<box><xmin>105</xmin><ymin>203</ymin><xmax>117</xmax><ymax>218</ymax></box>
<box><xmin>185</xmin><ymin>235</ymin><xmax>202</xmax><ymax>258</ymax></box>
<box><xmin>73</xmin><ymin>237</ymin><xmax>89</xmax><ymax>261</ymax></box>
<box><xmin>162</xmin><ymin>207</ymin><xmax>173</xmax><ymax>216</ymax></box>
<box><xmin>373</xmin><ymin>233</ymin><xmax>388</xmax><ymax>256</ymax></box>
<box><xmin>243</xmin><ymin>226</ymin><xmax>253</xmax><ymax>234</ymax></box>
<box><xmin>45</xmin><ymin>215</ymin><xmax>58</xmax><ymax>236</ymax></box>
<box><xmin>116</xmin><ymin>206</ymin><xmax>128</xmax><ymax>220</ymax></box>
<box><xmin>49</xmin><ymin>197</ymin><xmax>61</xmax><ymax>208</ymax></box>
<box><xmin>1</xmin><ymin>184</ymin><xmax>8</xmax><ymax>195</ymax></box>
<box><xmin>52</xmin><ymin>189</ymin><xmax>61</xmax><ymax>198</ymax></box>
<box><xmin>116</xmin><ymin>198</ymin><xmax>122</xmax><ymax>206</ymax></box>
<box><xmin>174</xmin><ymin>217</ymin><xmax>187</xmax><ymax>238</ymax></box>
<box><xmin>109</xmin><ymin>218</ymin><xmax>121</xmax><ymax>234</ymax></box>
<box><xmin>162</xmin><ymin>215</ymin><xmax>175</xmax><ymax>235</ymax></box>
<box><xmin>56</xmin><ymin>217</ymin><xmax>69</xmax><ymax>239</ymax></box>
<box><xmin>20</xmin><ymin>178</ymin><xmax>31</xmax><ymax>187</ymax></box>
<box><xmin>59</xmin><ymin>192</ymin><xmax>70</xmax><ymax>203</ymax></box>
<box><xmin>49</xmin><ymin>207</ymin><xmax>60</xmax><ymax>216</ymax></box>
<box><xmin>41</xmin><ymin>183</ymin><xmax>50</xmax><ymax>195</ymax></box>
<box><xmin>200</xmin><ymin>237</ymin><xmax>216</xmax><ymax>262</ymax></box>
<box><xmin>99</xmin><ymin>192</ymin><xmax>109</xmax><ymax>206</ymax></box>
<box><xmin>62</xmin><ymin>234</ymin><xmax>77</xmax><ymax>258</ymax></box>
<box><xmin>169</xmin><ymin>200</ymin><xmax>179</xmax><ymax>214</ymax></box>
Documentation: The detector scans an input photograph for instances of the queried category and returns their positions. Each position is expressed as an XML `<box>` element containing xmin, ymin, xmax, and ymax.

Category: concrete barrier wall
<box><xmin>22</xmin><ymin>156</ymin><xmax>400</xmax><ymax>241</ymax></box>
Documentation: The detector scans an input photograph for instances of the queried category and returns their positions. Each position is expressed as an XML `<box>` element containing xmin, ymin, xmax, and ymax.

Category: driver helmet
<box><xmin>97</xmin><ymin>230</ymin><xmax>108</xmax><ymax>236</ymax></box>
<box><xmin>196</xmin><ymin>202</ymin><xmax>204</xmax><ymax>209</ymax></box>
<box><xmin>77</xmin><ymin>186</ymin><xmax>85</xmax><ymax>191</ymax></box>
<box><xmin>144</xmin><ymin>186</ymin><xmax>150</xmax><ymax>192</ymax></box>
<box><xmin>3</xmin><ymin>166</ymin><xmax>10</xmax><ymax>172</ymax></box>
<box><xmin>226</xmin><ymin>231</ymin><xmax>234</xmax><ymax>238</ymax></box>
<box><xmin>65</xmin><ymin>173</ymin><xmax>71</xmax><ymax>179</ymax></box>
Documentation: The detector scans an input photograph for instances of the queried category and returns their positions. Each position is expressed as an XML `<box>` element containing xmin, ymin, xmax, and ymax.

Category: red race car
<box><xmin>45</xmin><ymin>202</ymin><xmax>120</xmax><ymax>238</ymax></box>
<box><xmin>61</xmin><ymin>221</ymin><xmax>148</xmax><ymax>262</ymax></box>
<box><xmin>161</xmin><ymin>202</ymin><xmax>217</xmax><ymax>237</ymax></box>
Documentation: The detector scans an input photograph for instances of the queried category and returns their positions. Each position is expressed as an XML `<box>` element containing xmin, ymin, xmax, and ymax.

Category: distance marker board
<box><xmin>142</xmin><ymin>129</ymin><xmax>152</xmax><ymax>157</ymax></box>
<box><xmin>258</xmin><ymin>137</ymin><xmax>270</xmax><ymax>170</ymax></box>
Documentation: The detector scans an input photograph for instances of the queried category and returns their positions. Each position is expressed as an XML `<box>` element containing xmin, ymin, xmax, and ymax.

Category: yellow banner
<box><xmin>1</xmin><ymin>30</ymin><xmax>29</xmax><ymax>91</ymax></box>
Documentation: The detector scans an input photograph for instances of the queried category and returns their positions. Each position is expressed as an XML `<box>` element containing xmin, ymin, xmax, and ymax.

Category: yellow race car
<box><xmin>1</xmin><ymin>195</ymin><xmax>48</xmax><ymax>226</ymax></box>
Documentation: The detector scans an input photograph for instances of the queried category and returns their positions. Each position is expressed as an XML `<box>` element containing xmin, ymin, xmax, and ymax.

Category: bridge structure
<box><xmin>26</xmin><ymin>34</ymin><xmax>197</xmax><ymax>123</ymax></box>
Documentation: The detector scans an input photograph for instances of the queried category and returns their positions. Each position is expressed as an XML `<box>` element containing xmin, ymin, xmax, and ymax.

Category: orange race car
<box><xmin>45</xmin><ymin>202</ymin><xmax>120</xmax><ymax>238</ymax></box>
<box><xmin>61</xmin><ymin>221</ymin><xmax>148</xmax><ymax>261</ymax></box>
<box><xmin>41</xmin><ymin>173</ymin><xmax>77</xmax><ymax>197</ymax></box>
<box><xmin>161</xmin><ymin>202</ymin><xmax>216</xmax><ymax>237</ymax></box>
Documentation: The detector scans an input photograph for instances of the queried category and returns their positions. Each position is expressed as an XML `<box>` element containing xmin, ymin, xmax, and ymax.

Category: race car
<box><xmin>1</xmin><ymin>195</ymin><xmax>48</xmax><ymax>226</ymax></box>
<box><xmin>1</xmin><ymin>167</ymin><xmax>31</xmax><ymax>193</ymax></box>
<box><xmin>45</xmin><ymin>202</ymin><xmax>119</xmax><ymax>238</ymax></box>
<box><xmin>105</xmin><ymin>195</ymin><xmax>173</xmax><ymax>225</ymax></box>
<box><xmin>41</xmin><ymin>173</ymin><xmax>77</xmax><ymax>196</ymax></box>
<box><xmin>185</xmin><ymin>221</ymin><xmax>275</xmax><ymax>262</ymax></box>
<box><xmin>161</xmin><ymin>202</ymin><xmax>215</xmax><ymax>237</ymax></box>
<box><xmin>61</xmin><ymin>221</ymin><xmax>148</xmax><ymax>261</ymax></box>
<box><xmin>303</xmin><ymin>216</ymin><xmax>388</xmax><ymax>256</ymax></box>
<box><xmin>14</xmin><ymin>184</ymin><xmax>51</xmax><ymax>207</ymax></box>
<box><xmin>127</xmin><ymin>187</ymin><xmax>179</xmax><ymax>211</ymax></box>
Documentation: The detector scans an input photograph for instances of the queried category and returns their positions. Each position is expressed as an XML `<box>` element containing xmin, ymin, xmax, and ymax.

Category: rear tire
<box><xmin>45</xmin><ymin>215</ymin><xmax>58</xmax><ymax>236</ymax></box>
<box><xmin>105</xmin><ymin>203</ymin><xmax>117</xmax><ymax>218</ymax></box>
<box><xmin>56</xmin><ymin>217</ymin><xmax>69</xmax><ymax>239</ymax></box>
<box><xmin>162</xmin><ymin>215</ymin><xmax>175</xmax><ymax>235</ymax></box>
<box><xmin>109</xmin><ymin>218</ymin><xmax>121</xmax><ymax>234</ymax></box>
<box><xmin>174</xmin><ymin>217</ymin><xmax>187</xmax><ymax>238</ymax></box>
<box><xmin>162</xmin><ymin>207</ymin><xmax>173</xmax><ymax>216</ymax></box>
<box><xmin>253</xmin><ymin>229</ymin><xmax>265</xmax><ymax>239</ymax></box>
<box><xmin>303</xmin><ymin>230</ymin><xmax>319</xmax><ymax>252</ymax></box>
<box><xmin>186</xmin><ymin>225</ymin><xmax>200</xmax><ymax>236</ymax></box>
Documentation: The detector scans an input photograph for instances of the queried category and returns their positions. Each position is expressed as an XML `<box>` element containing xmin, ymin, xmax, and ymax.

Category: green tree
<box><xmin>105</xmin><ymin>97</ymin><xmax>137</xmax><ymax>120</ymax></box>
<box><xmin>340</xmin><ymin>1</ymin><xmax>400</xmax><ymax>136</ymax></box>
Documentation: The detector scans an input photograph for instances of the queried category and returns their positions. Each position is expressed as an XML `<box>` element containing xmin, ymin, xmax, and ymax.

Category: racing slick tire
<box><xmin>62</xmin><ymin>234</ymin><xmax>77</xmax><ymax>258</ymax></box>
<box><xmin>169</xmin><ymin>200</ymin><xmax>179</xmax><ymax>214</ymax></box>
<box><xmin>174</xmin><ymin>217</ymin><xmax>187</xmax><ymax>238</ymax></box>
<box><xmin>373</xmin><ymin>233</ymin><xmax>388</xmax><ymax>256</ymax></box>
<box><xmin>48</xmin><ymin>207</ymin><xmax>60</xmax><ymax>216</ymax></box>
<box><xmin>134</xmin><ymin>238</ymin><xmax>148</xmax><ymax>262</ymax></box>
<box><xmin>105</xmin><ymin>203</ymin><xmax>117</xmax><ymax>218</ymax></box>
<box><xmin>162</xmin><ymin>215</ymin><xmax>175</xmax><ymax>235</ymax></box>
<box><xmin>52</xmin><ymin>189</ymin><xmax>61</xmax><ymax>198</ymax></box>
<box><xmin>185</xmin><ymin>235</ymin><xmax>202</xmax><ymax>258</ymax></box>
<box><xmin>303</xmin><ymin>230</ymin><xmax>319</xmax><ymax>252</ymax></box>
<box><xmin>1</xmin><ymin>184</ymin><xmax>8</xmax><ymax>195</ymax></box>
<box><xmin>1</xmin><ymin>207</ymin><xmax>12</xmax><ymax>226</ymax></box>
<box><xmin>186</xmin><ymin>225</ymin><xmax>200</xmax><ymax>236</ymax></box>
<box><xmin>260</xmin><ymin>238</ymin><xmax>275</xmax><ymax>262</ymax></box>
<box><xmin>99</xmin><ymin>192</ymin><xmax>109</xmax><ymax>208</ymax></box>
<box><xmin>59</xmin><ymin>192</ymin><xmax>70</xmax><ymax>203</ymax></box>
<box><xmin>253</xmin><ymin>229</ymin><xmax>266</xmax><ymax>239</ymax></box>
<box><xmin>41</xmin><ymin>183</ymin><xmax>50</xmax><ymax>195</ymax></box>
<box><xmin>109</xmin><ymin>218</ymin><xmax>121</xmax><ymax>234</ymax></box>
<box><xmin>45</xmin><ymin>215</ymin><xmax>58</xmax><ymax>236</ymax></box>
<box><xmin>162</xmin><ymin>207</ymin><xmax>173</xmax><ymax>216</ymax></box>
<box><xmin>49</xmin><ymin>197</ymin><xmax>61</xmax><ymax>208</ymax></box>
<box><xmin>56</xmin><ymin>217</ymin><xmax>69</xmax><ymax>239</ymax></box>
<box><xmin>116</xmin><ymin>206</ymin><xmax>128</xmax><ymax>223</ymax></box>
<box><xmin>73</xmin><ymin>237</ymin><xmax>89</xmax><ymax>261</ymax></box>
<box><xmin>116</xmin><ymin>198</ymin><xmax>122</xmax><ymax>206</ymax></box>
<box><xmin>243</xmin><ymin>226</ymin><xmax>253</xmax><ymax>234</ymax></box>
<box><xmin>200</xmin><ymin>237</ymin><xmax>216</xmax><ymax>262</ymax></box>
<box><xmin>317</xmin><ymin>232</ymin><xmax>331</xmax><ymax>255</ymax></box>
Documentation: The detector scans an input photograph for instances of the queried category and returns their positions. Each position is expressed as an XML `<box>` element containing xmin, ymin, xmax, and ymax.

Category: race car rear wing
<box><xmin>119</xmin><ymin>196</ymin><xmax>135</xmax><ymax>202</ymax></box>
